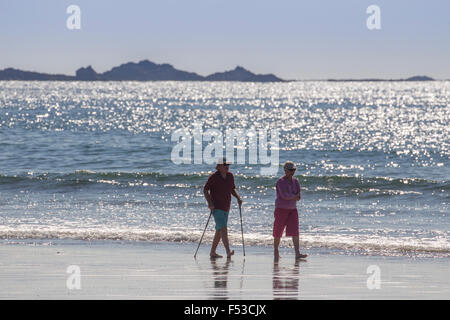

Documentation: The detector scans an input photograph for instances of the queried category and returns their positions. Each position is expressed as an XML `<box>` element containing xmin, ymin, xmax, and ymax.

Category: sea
<box><xmin>0</xmin><ymin>80</ymin><xmax>448</xmax><ymax>258</ymax></box>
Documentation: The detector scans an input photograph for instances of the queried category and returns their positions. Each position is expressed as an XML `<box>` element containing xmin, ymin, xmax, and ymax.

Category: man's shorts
<box><xmin>213</xmin><ymin>209</ymin><xmax>229</xmax><ymax>230</ymax></box>
<box><xmin>273</xmin><ymin>207</ymin><xmax>299</xmax><ymax>238</ymax></box>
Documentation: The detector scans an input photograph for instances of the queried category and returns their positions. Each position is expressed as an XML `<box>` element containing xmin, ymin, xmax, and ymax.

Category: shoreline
<box><xmin>1</xmin><ymin>227</ymin><xmax>447</xmax><ymax>259</ymax></box>
<box><xmin>1</xmin><ymin>239</ymin><xmax>448</xmax><ymax>299</ymax></box>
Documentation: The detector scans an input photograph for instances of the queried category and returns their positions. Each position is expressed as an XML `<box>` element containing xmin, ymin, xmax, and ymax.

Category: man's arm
<box><xmin>231</xmin><ymin>188</ymin><xmax>243</xmax><ymax>206</ymax></box>
<box><xmin>203</xmin><ymin>189</ymin><xmax>214</xmax><ymax>211</ymax></box>
<box><xmin>203</xmin><ymin>177</ymin><xmax>215</xmax><ymax>211</ymax></box>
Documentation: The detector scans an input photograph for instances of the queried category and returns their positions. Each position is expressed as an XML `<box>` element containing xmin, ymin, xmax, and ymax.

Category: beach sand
<box><xmin>0</xmin><ymin>240</ymin><xmax>448</xmax><ymax>300</ymax></box>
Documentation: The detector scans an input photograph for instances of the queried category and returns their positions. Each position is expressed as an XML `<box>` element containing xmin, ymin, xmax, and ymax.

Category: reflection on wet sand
<box><xmin>209</xmin><ymin>258</ymin><xmax>232</xmax><ymax>300</ymax></box>
<box><xmin>273</xmin><ymin>261</ymin><xmax>301</xmax><ymax>300</ymax></box>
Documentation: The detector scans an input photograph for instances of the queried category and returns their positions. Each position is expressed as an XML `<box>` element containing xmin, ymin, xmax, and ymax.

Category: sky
<box><xmin>1</xmin><ymin>0</ymin><xmax>449</xmax><ymax>80</ymax></box>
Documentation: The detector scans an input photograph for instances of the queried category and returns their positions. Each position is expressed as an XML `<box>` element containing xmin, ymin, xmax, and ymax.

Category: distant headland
<box><xmin>327</xmin><ymin>75</ymin><xmax>435</xmax><ymax>82</ymax></box>
<box><xmin>0</xmin><ymin>60</ymin><xmax>285</xmax><ymax>82</ymax></box>
<box><xmin>0</xmin><ymin>60</ymin><xmax>437</xmax><ymax>82</ymax></box>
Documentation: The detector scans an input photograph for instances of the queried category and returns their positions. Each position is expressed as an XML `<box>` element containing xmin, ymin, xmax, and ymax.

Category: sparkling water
<box><xmin>0</xmin><ymin>81</ymin><xmax>448</xmax><ymax>257</ymax></box>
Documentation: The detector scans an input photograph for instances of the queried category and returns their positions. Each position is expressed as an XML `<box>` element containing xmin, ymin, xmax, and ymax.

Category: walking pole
<box><xmin>239</xmin><ymin>203</ymin><xmax>246</xmax><ymax>256</ymax></box>
<box><xmin>194</xmin><ymin>210</ymin><xmax>213</xmax><ymax>259</ymax></box>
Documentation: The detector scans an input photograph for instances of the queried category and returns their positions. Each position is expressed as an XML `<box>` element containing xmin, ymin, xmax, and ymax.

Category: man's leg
<box><xmin>220</xmin><ymin>227</ymin><xmax>234</xmax><ymax>258</ymax></box>
<box><xmin>210</xmin><ymin>210</ymin><xmax>223</xmax><ymax>258</ymax></box>
<box><xmin>210</xmin><ymin>229</ymin><xmax>223</xmax><ymax>258</ymax></box>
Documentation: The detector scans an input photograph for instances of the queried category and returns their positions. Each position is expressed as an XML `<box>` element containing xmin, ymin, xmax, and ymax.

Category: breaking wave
<box><xmin>0</xmin><ymin>226</ymin><xmax>448</xmax><ymax>258</ymax></box>
<box><xmin>1</xmin><ymin>171</ymin><xmax>447</xmax><ymax>196</ymax></box>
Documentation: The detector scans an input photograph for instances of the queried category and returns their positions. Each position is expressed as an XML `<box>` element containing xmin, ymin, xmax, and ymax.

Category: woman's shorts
<box><xmin>273</xmin><ymin>207</ymin><xmax>299</xmax><ymax>238</ymax></box>
<box><xmin>213</xmin><ymin>209</ymin><xmax>229</xmax><ymax>230</ymax></box>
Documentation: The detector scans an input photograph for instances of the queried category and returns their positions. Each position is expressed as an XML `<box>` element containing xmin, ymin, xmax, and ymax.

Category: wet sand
<box><xmin>0</xmin><ymin>240</ymin><xmax>448</xmax><ymax>299</ymax></box>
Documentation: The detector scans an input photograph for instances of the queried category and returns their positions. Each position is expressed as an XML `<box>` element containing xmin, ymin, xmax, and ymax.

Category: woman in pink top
<box><xmin>273</xmin><ymin>161</ymin><xmax>308</xmax><ymax>262</ymax></box>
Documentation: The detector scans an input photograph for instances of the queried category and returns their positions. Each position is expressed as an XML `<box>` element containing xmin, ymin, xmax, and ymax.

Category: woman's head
<box><xmin>283</xmin><ymin>161</ymin><xmax>296</xmax><ymax>177</ymax></box>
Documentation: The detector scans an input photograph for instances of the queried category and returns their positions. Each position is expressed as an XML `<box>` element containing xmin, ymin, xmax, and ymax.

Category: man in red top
<box><xmin>203</xmin><ymin>157</ymin><xmax>242</xmax><ymax>259</ymax></box>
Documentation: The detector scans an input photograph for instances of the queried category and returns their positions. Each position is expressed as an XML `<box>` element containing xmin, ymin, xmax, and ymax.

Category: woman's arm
<box><xmin>277</xmin><ymin>180</ymin><xmax>299</xmax><ymax>200</ymax></box>
<box><xmin>295</xmin><ymin>179</ymin><xmax>301</xmax><ymax>201</ymax></box>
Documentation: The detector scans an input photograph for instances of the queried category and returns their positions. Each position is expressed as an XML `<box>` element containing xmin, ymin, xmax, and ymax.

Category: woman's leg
<box><xmin>273</xmin><ymin>208</ymin><xmax>289</xmax><ymax>263</ymax></box>
<box><xmin>274</xmin><ymin>237</ymin><xmax>281</xmax><ymax>262</ymax></box>
<box><xmin>292</xmin><ymin>235</ymin><xmax>307</xmax><ymax>259</ymax></box>
<box><xmin>293</xmin><ymin>235</ymin><xmax>307</xmax><ymax>259</ymax></box>
<box><xmin>287</xmin><ymin>209</ymin><xmax>307</xmax><ymax>259</ymax></box>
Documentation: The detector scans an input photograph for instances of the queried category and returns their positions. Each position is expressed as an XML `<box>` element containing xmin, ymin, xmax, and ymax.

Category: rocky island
<box><xmin>0</xmin><ymin>60</ymin><xmax>285</xmax><ymax>82</ymax></box>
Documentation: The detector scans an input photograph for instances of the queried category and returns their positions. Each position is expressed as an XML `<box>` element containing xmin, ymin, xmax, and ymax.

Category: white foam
<box><xmin>0</xmin><ymin>226</ymin><xmax>448</xmax><ymax>257</ymax></box>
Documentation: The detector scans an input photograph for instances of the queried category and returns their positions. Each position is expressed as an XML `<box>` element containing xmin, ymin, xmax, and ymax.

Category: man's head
<box><xmin>216</xmin><ymin>157</ymin><xmax>231</xmax><ymax>174</ymax></box>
